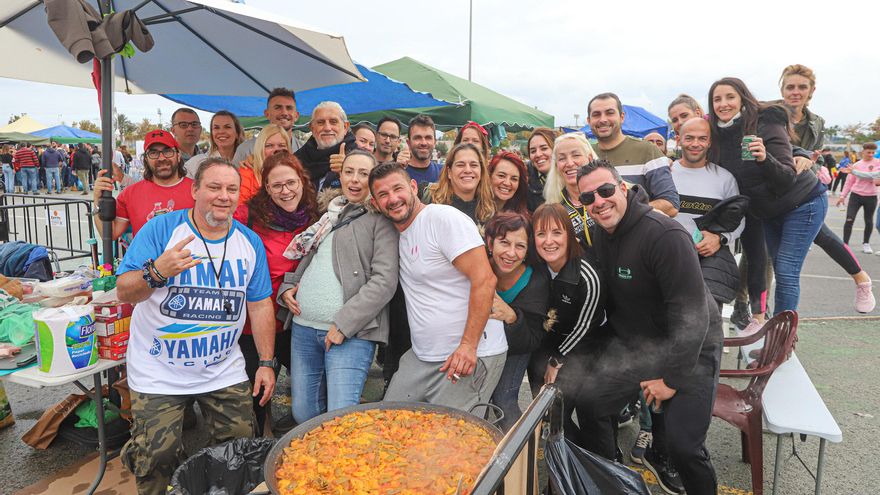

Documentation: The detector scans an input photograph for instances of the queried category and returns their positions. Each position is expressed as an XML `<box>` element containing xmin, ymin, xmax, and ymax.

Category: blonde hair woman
<box><xmin>240</xmin><ymin>124</ymin><xmax>291</xmax><ymax>203</ymax></box>
<box><xmin>542</xmin><ymin>133</ymin><xmax>596</xmax><ymax>248</ymax></box>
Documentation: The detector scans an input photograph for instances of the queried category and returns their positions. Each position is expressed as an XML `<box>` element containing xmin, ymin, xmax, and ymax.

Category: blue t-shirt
<box><xmin>407</xmin><ymin>161</ymin><xmax>443</xmax><ymax>184</ymax></box>
<box><xmin>117</xmin><ymin>209</ymin><xmax>271</xmax><ymax>394</ymax></box>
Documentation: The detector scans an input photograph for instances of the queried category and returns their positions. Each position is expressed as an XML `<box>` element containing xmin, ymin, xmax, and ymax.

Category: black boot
<box><xmin>643</xmin><ymin>446</ymin><xmax>685</xmax><ymax>494</ymax></box>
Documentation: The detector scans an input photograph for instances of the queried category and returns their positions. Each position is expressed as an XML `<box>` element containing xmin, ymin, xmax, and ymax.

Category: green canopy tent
<box><xmin>373</xmin><ymin>57</ymin><xmax>554</xmax><ymax>131</ymax></box>
<box><xmin>0</xmin><ymin>132</ymin><xmax>50</xmax><ymax>145</ymax></box>
<box><xmin>241</xmin><ymin>57</ymin><xmax>554</xmax><ymax>132</ymax></box>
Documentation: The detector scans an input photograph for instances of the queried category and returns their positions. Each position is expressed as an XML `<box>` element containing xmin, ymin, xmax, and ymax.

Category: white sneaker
<box><xmin>863</xmin><ymin>243</ymin><xmax>874</xmax><ymax>254</ymax></box>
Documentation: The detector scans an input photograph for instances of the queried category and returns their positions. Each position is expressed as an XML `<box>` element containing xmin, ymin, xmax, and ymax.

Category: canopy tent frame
<box><xmin>1</xmin><ymin>0</ymin><xmax>366</xmax><ymax>269</ymax></box>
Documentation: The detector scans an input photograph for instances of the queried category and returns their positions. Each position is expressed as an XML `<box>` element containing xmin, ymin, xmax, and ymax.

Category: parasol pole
<box><xmin>97</xmin><ymin>1</ymin><xmax>115</xmax><ymax>269</ymax></box>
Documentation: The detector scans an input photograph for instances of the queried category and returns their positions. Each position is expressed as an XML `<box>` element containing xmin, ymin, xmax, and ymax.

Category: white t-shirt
<box><xmin>398</xmin><ymin>204</ymin><xmax>507</xmax><ymax>361</ymax></box>
<box><xmin>670</xmin><ymin>161</ymin><xmax>744</xmax><ymax>245</ymax></box>
<box><xmin>112</xmin><ymin>150</ymin><xmax>125</xmax><ymax>167</ymax></box>
<box><xmin>117</xmin><ymin>209</ymin><xmax>272</xmax><ymax>394</ymax></box>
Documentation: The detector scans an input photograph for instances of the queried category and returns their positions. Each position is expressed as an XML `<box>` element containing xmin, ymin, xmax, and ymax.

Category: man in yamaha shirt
<box><xmin>116</xmin><ymin>158</ymin><xmax>276</xmax><ymax>495</ymax></box>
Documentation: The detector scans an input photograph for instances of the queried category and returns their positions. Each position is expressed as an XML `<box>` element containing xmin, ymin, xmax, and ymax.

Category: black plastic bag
<box><xmin>170</xmin><ymin>437</ymin><xmax>276</xmax><ymax>495</ymax></box>
<box><xmin>546</xmin><ymin>435</ymin><xmax>650</xmax><ymax>495</ymax></box>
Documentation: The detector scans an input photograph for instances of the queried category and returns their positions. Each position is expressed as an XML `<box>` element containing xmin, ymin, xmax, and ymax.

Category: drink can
<box><xmin>742</xmin><ymin>135</ymin><xmax>756</xmax><ymax>161</ymax></box>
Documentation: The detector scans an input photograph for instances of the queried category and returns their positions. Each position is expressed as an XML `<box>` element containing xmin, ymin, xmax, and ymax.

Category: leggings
<box><xmin>739</xmin><ymin>215</ymin><xmax>768</xmax><ymax>315</ymax></box>
<box><xmin>738</xmin><ymin>221</ymin><xmax>863</xmax><ymax>313</ymax></box>
<box><xmin>831</xmin><ymin>172</ymin><xmax>848</xmax><ymax>193</ymax></box>
<box><xmin>814</xmin><ymin>223</ymin><xmax>862</xmax><ymax>275</ymax></box>
<box><xmin>843</xmin><ymin>193</ymin><xmax>878</xmax><ymax>245</ymax></box>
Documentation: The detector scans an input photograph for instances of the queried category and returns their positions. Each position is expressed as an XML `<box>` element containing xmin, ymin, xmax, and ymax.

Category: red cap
<box><xmin>144</xmin><ymin>129</ymin><xmax>179</xmax><ymax>150</ymax></box>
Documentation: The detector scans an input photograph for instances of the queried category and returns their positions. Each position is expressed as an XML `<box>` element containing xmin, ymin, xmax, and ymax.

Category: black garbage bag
<box><xmin>546</xmin><ymin>436</ymin><xmax>650</xmax><ymax>495</ymax></box>
<box><xmin>170</xmin><ymin>437</ymin><xmax>276</xmax><ymax>495</ymax></box>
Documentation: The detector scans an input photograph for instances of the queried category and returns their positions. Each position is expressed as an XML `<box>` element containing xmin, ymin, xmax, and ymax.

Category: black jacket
<box><xmin>502</xmin><ymin>266</ymin><xmax>550</xmax><ymax>356</ymax></box>
<box><xmin>72</xmin><ymin>148</ymin><xmax>92</xmax><ymax>171</ymax></box>
<box><xmin>526</xmin><ymin>162</ymin><xmax>546</xmax><ymax>213</ymax></box>
<box><xmin>294</xmin><ymin>131</ymin><xmax>357</xmax><ymax>190</ymax></box>
<box><xmin>592</xmin><ymin>185</ymin><xmax>722</xmax><ymax>390</ymax></box>
<box><xmin>714</xmin><ymin>106</ymin><xmax>822</xmax><ymax>219</ymax></box>
<box><xmin>694</xmin><ymin>195</ymin><xmax>749</xmax><ymax>304</ymax></box>
<box><xmin>543</xmin><ymin>254</ymin><xmax>606</xmax><ymax>360</ymax></box>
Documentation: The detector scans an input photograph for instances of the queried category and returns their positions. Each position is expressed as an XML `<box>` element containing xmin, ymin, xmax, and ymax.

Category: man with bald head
<box><xmin>670</xmin><ymin>118</ymin><xmax>743</xmax><ymax>257</ymax></box>
<box><xmin>643</xmin><ymin>132</ymin><xmax>666</xmax><ymax>153</ymax></box>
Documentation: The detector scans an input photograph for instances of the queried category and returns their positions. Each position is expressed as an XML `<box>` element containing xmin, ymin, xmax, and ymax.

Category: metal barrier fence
<box><xmin>472</xmin><ymin>384</ymin><xmax>564</xmax><ymax>495</ymax></box>
<box><xmin>0</xmin><ymin>193</ymin><xmax>96</xmax><ymax>264</ymax></box>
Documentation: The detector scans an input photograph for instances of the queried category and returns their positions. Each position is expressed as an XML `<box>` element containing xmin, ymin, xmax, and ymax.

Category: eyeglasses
<box><xmin>268</xmin><ymin>179</ymin><xmax>300</xmax><ymax>194</ymax></box>
<box><xmin>145</xmin><ymin>148</ymin><xmax>177</xmax><ymax>160</ymax></box>
<box><xmin>579</xmin><ymin>183</ymin><xmax>618</xmax><ymax>205</ymax></box>
<box><xmin>173</xmin><ymin>121</ymin><xmax>201</xmax><ymax>129</ymax></box>
<box><xmin>377</xmin><ymin>132</ymin><xmax>400</xmax><ymax>141</ymax></box>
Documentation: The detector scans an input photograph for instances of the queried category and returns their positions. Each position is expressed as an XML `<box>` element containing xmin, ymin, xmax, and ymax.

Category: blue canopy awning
<box><xmin>163</xmin><ymin>64</ymin><xmax>451</xmax><ymax>119</ymax></box>
<box><xmin>581</xmin><ymin>105</ymin><xmax>668</xmax><ymax>139</ymax></box>
<box><xmin>31</xmin><ymin>125</ymin><xmax>102</xmax><ymax>143</ymax></box>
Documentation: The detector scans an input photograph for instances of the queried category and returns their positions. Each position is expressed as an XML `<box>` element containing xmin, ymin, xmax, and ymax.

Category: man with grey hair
<box><xmin>116</xmin><ymin>157</ymin><xmax>276</xmax><ymax>494</ymax></box>
<box><xmin>295</xmin><ymin>100</ymin><xmax>357</xmax><ymax>190</ymax></box>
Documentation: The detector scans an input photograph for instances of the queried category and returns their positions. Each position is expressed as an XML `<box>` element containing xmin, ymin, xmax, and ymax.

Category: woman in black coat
<box><xmin>708</xmin><ymin>77</ymin><xmax>827</xmax><ymax>330</ymax></box>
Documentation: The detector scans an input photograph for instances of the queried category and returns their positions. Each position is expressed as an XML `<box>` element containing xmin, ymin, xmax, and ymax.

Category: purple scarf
<box><xmin>269</xmin><ymin>201</ymin><xmax>310</xmax><ymax>232</ymax></box>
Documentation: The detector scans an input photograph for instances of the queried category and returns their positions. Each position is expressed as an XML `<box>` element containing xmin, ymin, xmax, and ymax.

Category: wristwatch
<box><xmin>258</xmin><ymin>358</ymin><xmax>277</xmax><ymax>369</ymax></box>
<box><xmin>548</xmin><ymin>356</ymin><xmax>564</xmax><ymax>368</ymax></box>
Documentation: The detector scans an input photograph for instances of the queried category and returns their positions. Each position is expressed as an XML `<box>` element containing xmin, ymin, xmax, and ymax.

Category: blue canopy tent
<box><xmin>31</xmin><ymin>125</ymin><xmax>102</xmax><ymax>144</ymax></box>
<box><xmin>580</xmin><ymin>105</ymin><xmax>668</xmax><ymax>139</ymax></box>
<box><xmin>163</xmin><ymin>64</ymin><xmax>452</xmax><ymax>123</ymax></box>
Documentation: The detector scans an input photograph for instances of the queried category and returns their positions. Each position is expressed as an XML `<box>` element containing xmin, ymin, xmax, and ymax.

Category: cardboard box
<box><xmin>98</xmin><ymin>347</ymin><xmax>126</xmax><ymax>361</ymax></box>
<box><xmin>98</xmin><ymin>332</ymin><xmax>129</xmax><ymax>349</ymax></box>
<box><xmin>95</xmin><ymin>316</ymin><xmax>130</xmax><ymax>337</ymax></box>
<box><xmin>93</xmin><ymin>302</ymin><xmax>133</xmax><ymax>321</ymax></box>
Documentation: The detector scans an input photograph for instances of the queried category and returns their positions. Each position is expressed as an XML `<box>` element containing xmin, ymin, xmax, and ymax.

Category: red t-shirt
<box><xmin>116</xmin><ymin>177</ymin><xmax>195</xmax><ymax>236</ymax></box>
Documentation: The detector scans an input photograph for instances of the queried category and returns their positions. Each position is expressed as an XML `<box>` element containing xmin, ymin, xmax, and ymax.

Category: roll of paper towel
<box><xmin>33</xmin><ymin>305</ymin><xmax>99</xmax><ymax>377</ymax></box>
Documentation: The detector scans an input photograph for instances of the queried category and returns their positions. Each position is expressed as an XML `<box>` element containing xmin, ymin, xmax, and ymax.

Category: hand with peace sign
<box><xmin>329</xmin><ymin>142</ymin><xmax>346</xmax><ymax>173</ymax></box>
<box><xmin>153</xmin><ymin>234</ymin><xmax>201</xmax><ymax>280</ymax></box>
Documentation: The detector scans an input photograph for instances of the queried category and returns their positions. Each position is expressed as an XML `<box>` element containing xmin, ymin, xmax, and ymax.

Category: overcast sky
<box><xmin>2</xmin><ymin>0</ymin><xmax>878</xmax><ymax>130</ymax></box>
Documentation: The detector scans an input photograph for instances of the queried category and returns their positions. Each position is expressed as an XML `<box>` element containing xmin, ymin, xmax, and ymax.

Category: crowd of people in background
<box><xmin>0</xmin><ymin>139</ymin><xmax>145</xmax><ymax>195</ymax></box>
<box><xmin>6</xmin><ymin>62</ymin><xmax>871</xmax><ymax>495</ymax></box>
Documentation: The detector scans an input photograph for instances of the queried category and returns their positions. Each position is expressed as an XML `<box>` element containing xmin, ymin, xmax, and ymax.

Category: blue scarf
<box><xmin>497</xmin><ymin>266</ymin><xmax>532</xmax><ymax>304</ymax></box>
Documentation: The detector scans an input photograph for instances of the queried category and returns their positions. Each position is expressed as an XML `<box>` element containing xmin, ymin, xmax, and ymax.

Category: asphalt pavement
<box><xmin>1</xmin><ymin>191</ymin><xmax>878</xmax><ymax>494</ymax></box>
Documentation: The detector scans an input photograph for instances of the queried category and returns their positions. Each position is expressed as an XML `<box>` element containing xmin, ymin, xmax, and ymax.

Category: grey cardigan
<box><xmin>277</xmin><ymin>202</ymin><xmax>399</xmax><ymax>344</ymax></box>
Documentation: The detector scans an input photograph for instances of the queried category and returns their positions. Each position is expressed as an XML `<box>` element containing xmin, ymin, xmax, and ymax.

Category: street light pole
<box><xmin>468</xmin><ymin>0</ymin><xmax>473</xmax><ymax>81</ymax></box>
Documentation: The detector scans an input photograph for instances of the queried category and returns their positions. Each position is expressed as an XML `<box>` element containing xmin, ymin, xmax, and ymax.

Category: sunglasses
<box><xmin>579</xmin><ymin>183</ymin><xmax>618</xmax><ymax>205</ymax></box>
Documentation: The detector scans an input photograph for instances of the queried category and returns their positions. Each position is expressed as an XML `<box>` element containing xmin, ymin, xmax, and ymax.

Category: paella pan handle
<box><xmin>469</xmin><ymin>402</ymin><xmax>504</xmax><ymax>427</ymax></box>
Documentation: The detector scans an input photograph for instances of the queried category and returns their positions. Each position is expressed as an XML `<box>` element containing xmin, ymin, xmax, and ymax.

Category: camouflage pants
<box><xmin>121</xmin><ymin>381</ymin><xmax>256</xmax><ymax>495</ymax></box>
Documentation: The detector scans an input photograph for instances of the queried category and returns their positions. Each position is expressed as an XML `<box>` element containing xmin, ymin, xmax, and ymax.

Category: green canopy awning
<box><xmin>372</xmin><ymin>57</ymin><xmax>554</xmax><ymax>130</ymax></box>
<box><xmin>0</xmin><ymin>132</ymin><xmax>50</xmax><ymax>145</ymax></box>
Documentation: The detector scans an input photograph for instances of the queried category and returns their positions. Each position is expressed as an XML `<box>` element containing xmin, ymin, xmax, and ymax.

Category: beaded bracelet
<box><xmin>142</xmin><ymin>258</ymin><xmax>168</xmax><ymax>288</ymax></box>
